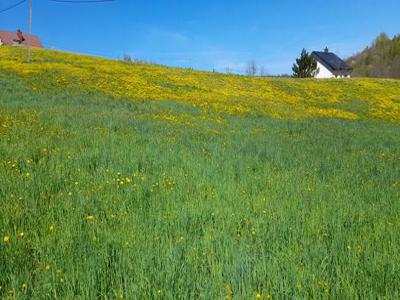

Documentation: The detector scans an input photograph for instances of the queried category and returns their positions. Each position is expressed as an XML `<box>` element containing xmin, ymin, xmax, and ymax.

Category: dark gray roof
<box><xmin>312</xmin><ymin>51</ymin><xmax>352</xmax><ymax>71</ymax></box>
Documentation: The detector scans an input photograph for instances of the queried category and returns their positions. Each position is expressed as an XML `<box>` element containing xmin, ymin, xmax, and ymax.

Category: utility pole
<box><xmin>27</xmin><ymin>0</ymin><xmax>32</xmax><ymax>63</ymax></box>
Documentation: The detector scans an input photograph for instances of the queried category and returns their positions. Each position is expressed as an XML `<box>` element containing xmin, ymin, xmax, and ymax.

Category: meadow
<box><xmin>0</xmin><ymin>46</ymin><xmax>400</xmax><ymax>299</ymax></box>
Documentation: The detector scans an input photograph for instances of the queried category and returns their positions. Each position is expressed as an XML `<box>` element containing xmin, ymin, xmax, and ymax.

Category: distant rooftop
<box><xmin>0</xmin><ymin>30</ymin><xmax>43</xmax><ymax>48</ymax></box>
<box><xmin>312</xmin><ymin>50</ymin><xmax>352</xmax><ymax>72</ymax></box>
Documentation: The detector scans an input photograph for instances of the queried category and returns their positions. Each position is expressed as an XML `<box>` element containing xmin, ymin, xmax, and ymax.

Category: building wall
<box><xmin>315</xmin><ymin>61</ymin><xmax>335</xmax><ymax>78</ymax></box>
<box><xmin>336</xmin><ymin>73</ymin><xmax>351</xmax><ymax>78</ymax></box>
<box><xmin>315</xmin><ymin>61</ymin><xmax>351</xmax><ymax>79</ymax></box>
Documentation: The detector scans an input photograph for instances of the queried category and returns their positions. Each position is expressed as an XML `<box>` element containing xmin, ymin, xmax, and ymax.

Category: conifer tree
<box><xmin>292</xmin><ymin>49</ymin><xmax>318</xmax><ymax>78</ymax></box>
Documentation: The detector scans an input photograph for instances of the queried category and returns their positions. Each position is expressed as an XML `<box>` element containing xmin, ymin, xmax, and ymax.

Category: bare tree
<box><xmin>259</xmin><ymin>66</ymin><xmax>267</xmax><ymax>77</ymax></box>
<box><xmin>225</xmin><ymin>66</ymin><xmax>232</xmax><ymax>74</ymax></box>
<box><xmin>123</xmin><ymin>54</ymin><xmax>133</xmax><ymax>64</ymax></box>
<box><xmin>246</xmin><ymin>61</ymin><xmax>258</xmax><ymax>76</ymax></box>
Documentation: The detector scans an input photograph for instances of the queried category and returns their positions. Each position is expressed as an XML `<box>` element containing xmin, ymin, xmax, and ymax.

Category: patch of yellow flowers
<box><xmin>1</xmin><ymin>46</ymin><xmax>399</xmax><ymax>121</ymax></box>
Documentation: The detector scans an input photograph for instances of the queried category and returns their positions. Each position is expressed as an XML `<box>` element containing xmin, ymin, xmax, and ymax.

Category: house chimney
<box><xmin>324</xmin><ymin>47</ymin><xmax>329</xmax><ymax>53</ymax></box>
<box><xmin>17</xmin><ymin>29</ymin><xmax>25</xmax><ymax>42</ymax></box>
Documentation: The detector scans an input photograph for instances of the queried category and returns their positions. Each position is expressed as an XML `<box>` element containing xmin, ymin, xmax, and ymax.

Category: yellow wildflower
<box><xmin>3</xmin><ymin>235</ymin><xmax>10</xmax><ymax>242</ymax></box>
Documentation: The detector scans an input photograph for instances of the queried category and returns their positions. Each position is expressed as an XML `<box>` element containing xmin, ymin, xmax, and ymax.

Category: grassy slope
<box><xmin>1</xmin><ymin>46</ymin><xmax>400</xmax><ymax>121</ymax></box>
<box><xmin>0</xmin><ymin>47</ymin><xmax>400</xmax><ymax>299</ymax></box>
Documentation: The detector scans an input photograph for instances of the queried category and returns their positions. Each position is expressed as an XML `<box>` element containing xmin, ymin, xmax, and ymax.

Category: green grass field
<box><xmin>1</xmin><ymin>49</ymin><xmax>400</xmax><ymax>299</ymax></box>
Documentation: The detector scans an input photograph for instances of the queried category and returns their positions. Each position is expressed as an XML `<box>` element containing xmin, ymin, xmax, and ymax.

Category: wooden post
<box><xmin>27</xmin><ymin>0</ymin><xmax>32</xmax><ymax>63</ymax></box>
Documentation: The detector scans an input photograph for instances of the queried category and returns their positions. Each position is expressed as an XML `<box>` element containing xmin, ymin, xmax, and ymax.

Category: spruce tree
<box><xmin>292</xmin><ymin>49</ymin><xmax>318</xmax><ymax>78</ymax></box>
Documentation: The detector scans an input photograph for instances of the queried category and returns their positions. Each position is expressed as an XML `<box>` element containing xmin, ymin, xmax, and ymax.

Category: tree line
<box><xmin>347</xmin><ymin>33</ymin><xmax>400</xmax><ymax>79</ymax></box>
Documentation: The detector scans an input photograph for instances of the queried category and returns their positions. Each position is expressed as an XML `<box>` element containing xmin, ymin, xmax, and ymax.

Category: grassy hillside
<box><xmin>1</xmin><ymin>46</ymin><xmax>400</xmax><ymax>121</ymax></box>
<box><xmin>348</xmin><ymin>33</ymin><xmax>400</xmax><ymax>79</ymax></box>
<box><xmin>1</xmin><ymin>46</ymin><xmax>400</xmax><ymax>299</ymax></box>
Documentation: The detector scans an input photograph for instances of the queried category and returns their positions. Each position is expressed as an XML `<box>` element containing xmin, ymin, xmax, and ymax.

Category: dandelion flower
<box><xmin>45</xmin><ymin>264</ymin><xmax>51</xmax><ymax>272</ymax></box>
<box><xmin>86</xmin><ymin>215</ymin><xmax>94</xmax><ymax>221</ymax></box>
<box><xmin>3</xmin><ymin>235</ymin><xmax>10</xmax><ymax>242</ymax></box>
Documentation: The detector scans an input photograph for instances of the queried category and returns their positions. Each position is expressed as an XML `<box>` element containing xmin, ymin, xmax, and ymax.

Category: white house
<box><xmin>312</xmin><ymin>48</ymin><xmax>352</xmax><ymax>79</ymax></box>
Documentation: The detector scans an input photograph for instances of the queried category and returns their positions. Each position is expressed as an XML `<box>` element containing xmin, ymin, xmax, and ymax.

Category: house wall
<box><xmin>315</xmin><ymin>61</ymin><xmax>351</xmax><ymax>79</ymax></box>
<box><xmin>334</xmin><ymin>73</ymin><xmax>351</xmax><ymax>78</ymax></box>
<box><xmin>315</xmin><ymin>61</ymin><xmax>335</xmax><ymax>78</ymax></box>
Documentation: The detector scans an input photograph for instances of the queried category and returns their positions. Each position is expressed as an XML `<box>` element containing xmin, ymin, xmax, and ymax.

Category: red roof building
<box><xmin>0</xmin><ymin>30</ymin><xmax>43</xmax><ymax>48</ymax></box>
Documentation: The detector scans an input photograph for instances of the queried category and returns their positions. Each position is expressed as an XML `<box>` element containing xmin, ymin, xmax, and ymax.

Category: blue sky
<box><xmin>1</xmin><ymin>0</ymin><xmax>399</xmax><ymax>74</ymax></box>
